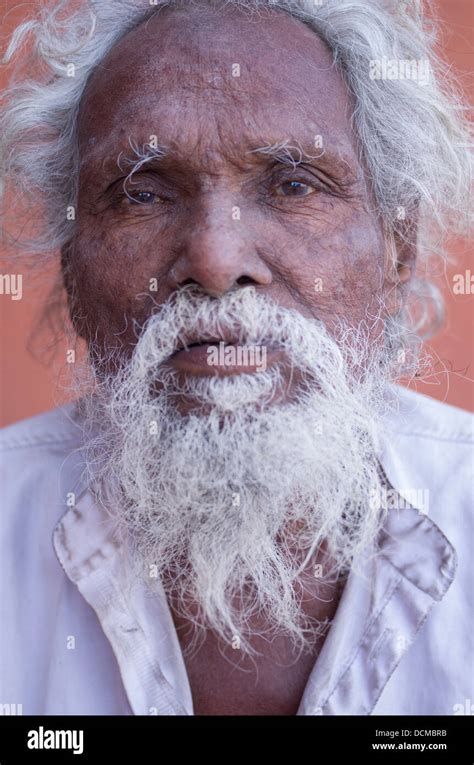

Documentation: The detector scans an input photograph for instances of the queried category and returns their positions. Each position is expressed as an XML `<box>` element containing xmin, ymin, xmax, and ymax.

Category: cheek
<box><xmin>338</xmin><ymin>221</ymin><xmax>385</xmax><ymax>321</ymax></box>
<box><xmin>70</xmin><ymin>224</ymin><xmax>161</xmax><ymax>342</ymax></box>
<box><xmin>266</xmin><ymin>210</ymin><xmax>384</xmax><ymax>327</ymax></box>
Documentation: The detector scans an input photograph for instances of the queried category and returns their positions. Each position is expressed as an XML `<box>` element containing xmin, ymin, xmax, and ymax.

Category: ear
<box><xmin>383</xmin><ymin>214</ymin><xmax>418</xmax><ymax>318</ymax></box>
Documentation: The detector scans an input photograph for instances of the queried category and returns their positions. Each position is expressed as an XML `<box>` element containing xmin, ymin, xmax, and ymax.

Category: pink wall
<box><xmin>0</xmin><ymin>0</ymin><xmax>472</xmax><ymax>425</ymax></box>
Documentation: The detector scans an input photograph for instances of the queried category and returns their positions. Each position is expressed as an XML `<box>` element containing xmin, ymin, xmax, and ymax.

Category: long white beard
<box><xmin>80</xmin><ymin>286</ymin><xmax>392</xmax><ymax>655</ymax></box>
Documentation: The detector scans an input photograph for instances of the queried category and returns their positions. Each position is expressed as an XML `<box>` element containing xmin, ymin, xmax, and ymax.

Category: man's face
<box><xmin>70</xmin><ymin>2</ymin><xmax>387</xmax><ymax>391</ymax></box>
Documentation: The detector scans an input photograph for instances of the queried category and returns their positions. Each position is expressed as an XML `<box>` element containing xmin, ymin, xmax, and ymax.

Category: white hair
<box><xmin>0</xmin><ymin>0</ymin><xmax>472</xmax><ymax>349</ymax></box>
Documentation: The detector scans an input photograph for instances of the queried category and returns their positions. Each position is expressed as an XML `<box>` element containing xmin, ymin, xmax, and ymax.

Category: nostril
<box><xmin>179</xmin><ymin>278</ymin><xmax>199</xmax><ymax>289</ymax></box>
<box><xmin>236</xmin><ymin>275</ymin><xmax>255</xmax><ymax>286</ymax></box>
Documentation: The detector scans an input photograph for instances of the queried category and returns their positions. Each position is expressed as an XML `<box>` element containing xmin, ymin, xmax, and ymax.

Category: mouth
<box><xmin>166</xmin><ymin>335</ymin><xmax>282</xmax><ymax>376</ymax></box>
<box><xmin>171</xmin><ymin>337</ymin><xmax>226</xmax><ymax>355</ymax></box>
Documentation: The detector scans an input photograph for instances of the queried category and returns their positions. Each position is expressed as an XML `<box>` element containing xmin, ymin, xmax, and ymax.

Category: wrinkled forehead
<box><xmin>77</xmin><ymin>3</ymin><xmax>358</xmax><ymax>168</ymax></box>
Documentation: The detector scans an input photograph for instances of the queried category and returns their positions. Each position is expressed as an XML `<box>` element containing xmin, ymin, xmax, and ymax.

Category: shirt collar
<box><xmin>297</xmin><ymin>496</ymin><xmax>456</xmax><ymax>714</ymax></box>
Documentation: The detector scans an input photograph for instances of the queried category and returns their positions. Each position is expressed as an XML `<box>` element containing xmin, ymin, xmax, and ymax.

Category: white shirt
<box><xmin>0</xmin><ymin>385</ymin><xmax>472</xmax><ymax>715</ymax></box>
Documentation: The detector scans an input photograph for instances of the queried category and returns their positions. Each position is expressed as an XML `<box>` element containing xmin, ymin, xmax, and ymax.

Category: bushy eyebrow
<box><xmin>116</xmin><ymin>136</ymin><xmax>170</xmax><ymax>181</ymax></box>
<box><xmin>246</xmin><ymin>139</ymin><xmax>325</xmax><ymax>170</ymax></box>
<box><xmin>245</xmin><ymin>138</ymin><xmax>360</xmax><ymax>188</ymax></box>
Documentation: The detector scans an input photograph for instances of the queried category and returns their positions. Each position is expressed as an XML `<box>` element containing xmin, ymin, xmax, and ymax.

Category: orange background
<box><xmin>1</xmin><ymin>0</ymin><xmax>472</xmax><ymax>426</ymax></box>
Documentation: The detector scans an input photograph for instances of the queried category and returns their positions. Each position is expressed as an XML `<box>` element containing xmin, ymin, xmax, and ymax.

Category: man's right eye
<box><xmin>126</xmin><ymin>190</ymin><xmax>158</xmax><ymax>205</ymax></box>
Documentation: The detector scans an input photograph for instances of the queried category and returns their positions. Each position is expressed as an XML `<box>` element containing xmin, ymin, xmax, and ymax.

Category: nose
<box><xmin>166</xmin><ymin>197</ymin><xmax>272</xmax><ymax>297</ymax></box>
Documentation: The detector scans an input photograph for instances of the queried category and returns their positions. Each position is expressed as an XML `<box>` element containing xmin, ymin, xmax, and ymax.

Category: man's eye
<box><xmin>127</xmin><ymin>190</ymin><xmax>158</xmax><ymax>205</ymax></box>
<box><xmin>275</xmin><ymin>180</ymin><xmax>317</xmax><ymax>197</ymax></box>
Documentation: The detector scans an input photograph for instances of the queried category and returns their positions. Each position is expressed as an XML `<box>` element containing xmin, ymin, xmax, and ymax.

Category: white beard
<box><xmin>79</xmin><ymin>286</ymin><xmax>392</xmax><ymax>655</ymax></box>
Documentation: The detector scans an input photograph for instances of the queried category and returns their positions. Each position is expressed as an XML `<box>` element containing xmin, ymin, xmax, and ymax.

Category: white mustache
<box><xmin>126</xmin><ymin>285</ymin><xmax>345</xmax><ymax>383</ymax></box>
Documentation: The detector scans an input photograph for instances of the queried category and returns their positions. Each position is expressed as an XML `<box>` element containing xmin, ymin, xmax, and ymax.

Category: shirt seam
<box><xmin>383</xmin><ymin>428</ymin><xmax>472</xmax><ymax>444</ymax></box>
<box><xmin>321</xmin><ymin>572</ymin><xmax>403</xmax><ymax>713</ymax></box>
<box><xmin>0</xmin><ymin>436</ymin><xmax>83</xmax><ymax>452</ymax></box>
<box><xmin>368</xmin><ymin>598</ymin><xmax>439</xmax><ymax>715</ymax></box>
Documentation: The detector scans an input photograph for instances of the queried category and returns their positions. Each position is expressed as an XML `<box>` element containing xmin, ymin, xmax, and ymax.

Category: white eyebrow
<box><xmin>116</xmin><ymin>135</ymin><xmax>169</xmax><ymax>179</ymax></box>
<box><xmin>246</xmin><ymin>138</ymin><xmax>324</xmax><ymax>169</ymax></box>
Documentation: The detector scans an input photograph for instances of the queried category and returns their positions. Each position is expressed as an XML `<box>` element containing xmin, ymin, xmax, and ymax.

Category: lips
<box><xmin>164</xmin><ymin>335</ymin><xmax>285</xmax><ymax>378</ymax></box>
<box><xmin>172</xmin><ymin>336</ymin><xmax>239</xmax><ymax>357</ymax></box>
<box><xmin>171</xmin><ymin>337</ymin><xmax>232</xmax><ymax>356</ymax></box>
<box><xmin>168</xmin><ymin>340</ymin><xmax>242</xmax><ymax>376</ymax></box>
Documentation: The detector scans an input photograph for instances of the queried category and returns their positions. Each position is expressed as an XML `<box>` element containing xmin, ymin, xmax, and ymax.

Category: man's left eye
<box><xmin>275</xmin><ymin>180</ymin><xmax>316</xmax><ymax>197</ymax></box>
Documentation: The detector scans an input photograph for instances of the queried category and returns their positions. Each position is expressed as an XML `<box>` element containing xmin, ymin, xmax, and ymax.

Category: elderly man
<box><xmin>0</xmin><ymin>0</ymin><xmax>472</xmax><ymax>717</ymax></box>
